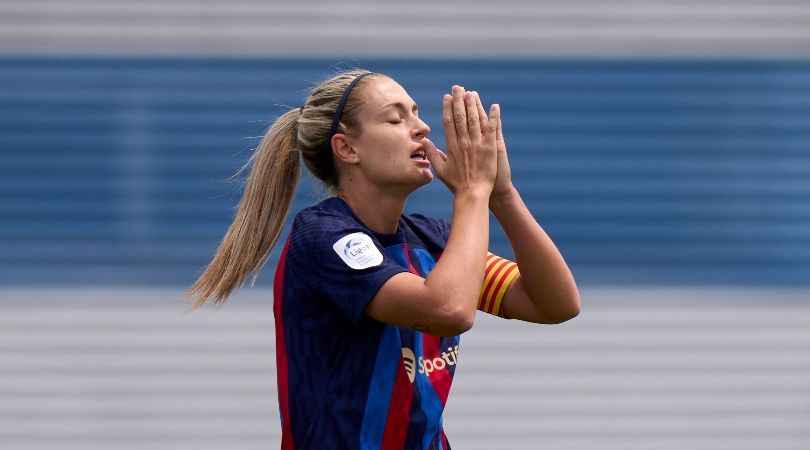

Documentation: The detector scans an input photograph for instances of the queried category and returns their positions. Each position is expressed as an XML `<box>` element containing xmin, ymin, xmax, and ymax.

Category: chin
<box><xmin>413</xmin><ymin>169</ymin><xmax>434</xmax><ymax>187</ymax></box>
<box><xmin>394</xmin><ymin>171</ymin><xmax>433</xmax><ymax>197</ymax></box>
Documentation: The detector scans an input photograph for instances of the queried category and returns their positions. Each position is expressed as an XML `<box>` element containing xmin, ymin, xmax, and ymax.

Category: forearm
<box><xmin>490</xmin><ymin>187</ymin><xmax>580</xmax><ymax>318</ymax></box>
<box><xmin>363</xmin><ymin>188</ymin><xmax>493</xmax><ymax>337</ymax></box>
<box><xmin>425</xmin><ymin>189</ymin><xmax>490</xmax><ymax>319</ymax></box>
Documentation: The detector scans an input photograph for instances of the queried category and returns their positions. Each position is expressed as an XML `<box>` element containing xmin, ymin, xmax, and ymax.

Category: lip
<box><xmin>410</xmin><ymin>144</ymin><xmax>427</xmax><ymax>161</ymax></box>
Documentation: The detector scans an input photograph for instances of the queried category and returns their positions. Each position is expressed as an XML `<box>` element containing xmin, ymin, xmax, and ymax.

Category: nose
<box><xmin>414</xmin><ymin>117</ymin><xmax>430</xmax><ymax>139</ymax></box>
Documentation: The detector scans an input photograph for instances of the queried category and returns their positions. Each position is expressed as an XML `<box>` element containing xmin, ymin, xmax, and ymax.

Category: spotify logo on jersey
<box><xmin>401</xmin><ymin>345</ymin><xmax>460</xmax><ymax>383</ymax></box>
<box><xmin>401</xmin><ymin>348</ymin><xmax>416</xmax><ymax>383</ymax></box>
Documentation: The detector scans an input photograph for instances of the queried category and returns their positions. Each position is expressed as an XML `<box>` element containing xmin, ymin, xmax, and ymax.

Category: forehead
<box><xmin>360</xmin><ymin>76</ymin><xmax>416</xmax><ymax>111</ymax></box>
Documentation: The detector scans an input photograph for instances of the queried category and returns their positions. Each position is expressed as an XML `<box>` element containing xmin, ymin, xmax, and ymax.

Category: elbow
<box><xmin>552</xmin><ymin>291</ymin><xmax>581</xmax><ymax>324</ymax></box>
<box><xmin>435</xmin><ymin>303</ymin><xmax>476</xmax><ymax>336</ymax></box>
<box><xmin>552</xmin><ymin>306</ymin><xmax>580</xmax><ymax>324</ymax></box>
<box><xmin>542</xmin><ymin>290</ymin><xmax>581</xmax><ymax>324</ymax></box>
<box><xmin>453</xmin><ymin>308</ymin><xmax>476</xmax><ymax>334</ymax></box>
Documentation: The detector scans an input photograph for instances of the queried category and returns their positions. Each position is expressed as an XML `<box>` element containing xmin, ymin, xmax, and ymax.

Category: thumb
<box><xmin>423</xmin><ymin>138</ymin><xmax>447</xmax><ymax>170</ymax></box>
<box><xmin>423</xmin><ymin>138</ymin><xmax>455</xmax><ymax>194</ymax></box>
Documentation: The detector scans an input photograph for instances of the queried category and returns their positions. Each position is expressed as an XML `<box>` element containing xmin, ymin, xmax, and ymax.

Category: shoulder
<box><xmin>290</xmin><ymin>197</ymin><xmax>366</xmax><ymax>241</ymax></box>
<box><xmin>404</xmin><ymin>213</ymin><xmax>450</xmax><ymax>237</ymax></box>
<box><xmin>402</xmin><ymin>213</ymin><xmax>451</xmax><ymax>249</ymax></box>
<box><xmin>287</xmin><ymin>198</ymin><xmax>388</xmax><ymax>270</ymax></box>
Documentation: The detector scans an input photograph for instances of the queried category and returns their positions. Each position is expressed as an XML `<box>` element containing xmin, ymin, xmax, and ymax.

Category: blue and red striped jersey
<box><xmin>273</xmin><ymin>196</ymin><xmax>458</xmax><ymax>450</ymax></box>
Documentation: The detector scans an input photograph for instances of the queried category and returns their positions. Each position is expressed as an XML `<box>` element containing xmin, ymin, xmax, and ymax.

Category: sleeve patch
<box><xmin>332</xmin><ymin>232</ymin><xmax>384</xmax><ymax>270</ymax></box>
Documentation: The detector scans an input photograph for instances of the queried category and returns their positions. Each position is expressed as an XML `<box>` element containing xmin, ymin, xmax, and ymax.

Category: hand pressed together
<box><xmin>475</xmin><ymin>91</ymin><xmax>514</xmax><ymax>201</ymax></box>
<box><xmin>424</xmin><ymin>85</ymin><xmax>499</xmax><ymax>197</ymax></box>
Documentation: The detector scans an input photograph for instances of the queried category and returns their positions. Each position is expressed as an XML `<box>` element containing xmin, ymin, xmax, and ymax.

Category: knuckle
<box><xmin>467</xmin><ymin>116</ymin><xmax>478</xmax><ymax>126</ymax></box>
<box><xmin>459</xmin><ymin>139</ymin><xmax>472</xmax><ymax>151</ymax></box>
<box><xmin>443</xmin><ymin>115</ymin><xmax>453</xmax><ymax>126</ymax></box>
<box><xmin>454</xmin><ymin>112</ymin><xmax>465</xmax><ymax>123</ymax></box>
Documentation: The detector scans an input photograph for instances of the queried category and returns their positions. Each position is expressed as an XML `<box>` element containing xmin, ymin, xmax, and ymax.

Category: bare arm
<box><xmin>491</xmin><ymin>188</ymin><xmax>580</xmax><ymax>323</ymax></box>
<box><xmin>476</xmin><ymin>95</ymin><xmax>579</xmax><ymax>323</ymax></box>
<box><xmin>365</xmin><ymin>189</ymin><xmax>490</xmax><ymax>336</ymax></box>
<box><xmin>364</xmin><ymin>86</ymin><xmax>499</xmax><ymax>336</ymax></box>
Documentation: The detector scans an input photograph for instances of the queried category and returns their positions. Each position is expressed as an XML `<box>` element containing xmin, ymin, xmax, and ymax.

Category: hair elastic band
<box><xmin>328</xmin><ymin>72</ymin><xmax>373</xmax><ymax>149</ymax></box>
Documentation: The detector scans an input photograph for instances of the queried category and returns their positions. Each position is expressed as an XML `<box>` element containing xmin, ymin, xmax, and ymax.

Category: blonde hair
<box><xmin>186</xmin><ymin>69</ymin><xmax>380</xmax><ymax>308</ymax></box>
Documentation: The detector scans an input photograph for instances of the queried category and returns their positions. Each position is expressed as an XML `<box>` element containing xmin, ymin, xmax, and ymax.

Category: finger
<box><xmin>423</xmin><ymin>138</ymin><xmax>444</xmax><ymax>162</ymax></box>
<box><xmin>423</xmin><ymin>138</ymin><xmax>447</xmax><ymax>174</ymax></box>
<box><xmin>441</xmin><ymin>93</ymin><xmax>457</xmax><ymax>153</ymax></box>
<box><xmin>487</xmin><ymin>104</ymin><xmax>500</xmax><ymax>144</ymax></box>
<box><xmin>451</xmin><ymin>85</ymin><xmax>469</xmax><ymax>146</ymax></box>
<box><xmin>495</xmin><ymin>104</ymin><xmax>505</xmax><ymax>148</ymax></box>
<box><xmin>465</xmin><ymin>91</ymin><xmax>481</xmax><ymax>140</ymax></box>
<box><xmin>475</xmin><ymin>92</ymin><xmax>489</xmax><ymax>134</ymax></box>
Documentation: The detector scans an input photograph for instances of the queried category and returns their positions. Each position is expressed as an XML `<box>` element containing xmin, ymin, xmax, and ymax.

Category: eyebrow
<box><xmin>381</xmin><ymin>102</ymin><xmax>418</xmax><ymax>113</ymax></box>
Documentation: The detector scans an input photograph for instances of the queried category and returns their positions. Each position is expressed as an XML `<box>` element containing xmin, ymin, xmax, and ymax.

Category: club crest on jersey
<box><xmin>332</xmin><ymin>232</ymin><xmax>384</xmax><ymax>270</ymax></box>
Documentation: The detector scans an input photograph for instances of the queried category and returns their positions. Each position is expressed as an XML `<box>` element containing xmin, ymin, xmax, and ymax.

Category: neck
<box><xmin>336</xmin><ymin>182</ymin><xmax>408</xmax><ymax>235</ymax></box>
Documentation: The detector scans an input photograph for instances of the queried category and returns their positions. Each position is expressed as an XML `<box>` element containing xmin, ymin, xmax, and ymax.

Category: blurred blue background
<box><xmin>3</xmin><ymin>58</ymin><xmax>809</xmax><ymax>286</ymax></box>
<box><xmin>1</xmin><ymin>1</ymin><xmax>809</xmax><ymax>450</ymax></box>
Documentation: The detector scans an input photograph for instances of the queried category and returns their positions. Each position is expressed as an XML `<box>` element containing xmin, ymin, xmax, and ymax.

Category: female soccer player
<box><xmin>187</xmin><ymin>69</ymin><xmax>580</xmax><ymax>449</ymax></box>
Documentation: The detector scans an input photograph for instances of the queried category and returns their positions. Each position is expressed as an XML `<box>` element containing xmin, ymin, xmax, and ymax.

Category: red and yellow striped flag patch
<box><xmin>478</xmin><ymin>252</ymin><xmax>520</xmax><ymax>317</ymax></box>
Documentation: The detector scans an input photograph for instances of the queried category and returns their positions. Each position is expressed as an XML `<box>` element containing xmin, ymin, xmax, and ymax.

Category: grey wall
<box><xmin>2</xmin><ymin>288</ymin><xmax>808</xmax><ymax>450</ymax></box>
<box><xmin>1</xmin><ymin>0</ymin><xmax>809</xmax><ymax>57</ymax></box>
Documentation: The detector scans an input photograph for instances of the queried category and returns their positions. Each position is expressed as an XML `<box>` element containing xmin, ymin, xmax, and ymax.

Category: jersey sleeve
<box><xmin>403</xmin><ymin>213</ymin><xmax>451</xmax><ymax>250</ymax></box>
<box><xmin>285</xmin><ymin>213</ymin><xmax>410</xmax><ymax>325</ymax></box>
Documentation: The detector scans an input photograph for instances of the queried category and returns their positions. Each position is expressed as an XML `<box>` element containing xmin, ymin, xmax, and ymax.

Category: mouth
<box><xmin>410</xmin><ymin>147</ymin><xmax>427</xmax><ymax>160</ymax></box>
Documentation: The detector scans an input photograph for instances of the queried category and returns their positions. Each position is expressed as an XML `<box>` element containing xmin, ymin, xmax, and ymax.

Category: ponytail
<box><xmin>186</xmin><ymin>68</ymin><xmax>379</xmax><ymax>308</ymax></box>
<box><xmin>186</xmin><ymin>108</ymin><xmax>301</xmax><ymax>308</ymax></box>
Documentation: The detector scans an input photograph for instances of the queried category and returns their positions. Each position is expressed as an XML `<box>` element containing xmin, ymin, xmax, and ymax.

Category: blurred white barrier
<box><xmin>0</xmin><ymin>0</ymin><xmax>808</xmax><ymax>56</ymax></box>
<box><xmin>0</xmin><ymin>287</ymin><xmax>808</xmax><ymax>450</ymax></box>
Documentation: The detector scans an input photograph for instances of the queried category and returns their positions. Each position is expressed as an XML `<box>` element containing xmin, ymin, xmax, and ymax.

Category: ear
<box><xmin>331</xmin><ymin>133</ymin><xmax>360</xmax><ymax>165</ymax></box>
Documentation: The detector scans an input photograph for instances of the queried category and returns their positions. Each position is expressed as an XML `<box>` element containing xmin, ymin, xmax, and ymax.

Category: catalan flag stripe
<box><xmin>481</xmin><ymin>260</ymin><xmax>511</xmax><ymax>312</ymax></box>
<box><xmin>478</xmin><ymin>254</ymin><xmax>499</xmax><ymax>297</ymax></box>
<box><xmin>477</xmin><ymin>253</ymin><xmax>519</xmax><ymax>316</ymax></box>
<box><xmin>490</xmin><ymin>265</ymin><xmax>519</xmax><ymax>317</ymax></box>
<box><xmin>483</xmin><ymin>262</ymin><xmax>513</xmax><ymax>313</ymax></box>
<box><xmin>480</xmin><ymin>259</ymin><xmax>509</xmax><ymax>304</ymax></box>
